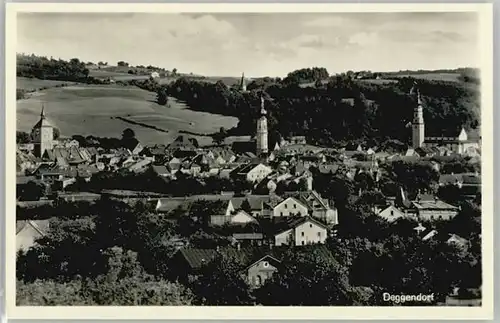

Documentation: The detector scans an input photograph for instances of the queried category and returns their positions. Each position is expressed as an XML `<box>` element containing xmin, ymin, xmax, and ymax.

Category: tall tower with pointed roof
<box><xmin>256</xmin><ymin>95</ymin><xmax>268</xmax><ymax>156</ymax></box>
<box><xmin>239</xmin><ymin>72</ymin><xmax>247</xmax><ymax>92</ymax></box>
<box><xmin>31</xmin><ymin>105</ymin><xmax>54</xmax><ymax>157</ymax></box>
<box><xmin>412</xmin><ymin>89</ymin><xmax>425</xmax><ymax>149</ymax></box>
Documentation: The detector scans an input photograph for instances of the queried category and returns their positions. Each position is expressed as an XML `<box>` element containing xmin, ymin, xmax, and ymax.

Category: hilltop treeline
<box><xmin>282</xmin><ymin>67</ymin><xmax>329</xmax><ymax>84</ymax></box>
<box><xmin>132</xmin><ymin>70</ymin><xmax>479</xmax><ymax>148</ymax></box>
<box><xmin>17</xmin><ymin>54</ymin><xmax>104</xmax><ymax>84</ymax></box>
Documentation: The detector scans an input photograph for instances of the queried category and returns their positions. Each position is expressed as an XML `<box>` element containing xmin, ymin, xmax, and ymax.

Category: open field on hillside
<box><xmin>17</xmin><ymin>84</ymin><xmax>239</xmax><ymax>146</ymax></box>
<box><xmin>16</xmin><ymin>77</ymin><xmax>75</xmax><ymax>92</ymax></box>
<box><xmin>391</xmin><ymin>73</ymin><xmax>462</xmax><ymax>83</ymax></box>
<box><xmin>359</xmin><ymin>79</ymin><xmax>399</xmax><ymax>85</ymax></box>
<box><xmin>88</xmin><ymin>69</ymin><xmax>132</xmax><ymax>78</ymax></box>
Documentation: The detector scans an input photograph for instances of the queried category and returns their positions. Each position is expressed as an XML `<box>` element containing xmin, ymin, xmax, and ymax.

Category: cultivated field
<box><xmin>359</xmin><ymin>79</ymin><xmax>398</xmax><ymax>85</ymax></box>
<box><xmin>16</xmin><ymin>77</ymin><xmax>74</xmax><ymax>92</ymax></box>
<box><xmin>16</xmin><ymin>83</ymin><xmax>239</xmax><ymax>146</ymax></box>
<box><xmin>391</xmin><ymin>73</ymin><xmax>462</xmax><ymax>83</ymax></box>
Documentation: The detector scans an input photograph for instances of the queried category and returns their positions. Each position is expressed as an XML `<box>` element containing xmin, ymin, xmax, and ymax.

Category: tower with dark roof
<box><xmin>412</xmin><ymin>88</ymin><xmax>425</xmax><ymax>149</ymax></box>
<box><xmin>31</xmin><ymin>105</ymin><xmax>54</xmax><ymax>157</ymax></box>
<box><xmin>256</xmin><ymin>95</ymin><xmax>268</xmax><ymax>156</ymax></box>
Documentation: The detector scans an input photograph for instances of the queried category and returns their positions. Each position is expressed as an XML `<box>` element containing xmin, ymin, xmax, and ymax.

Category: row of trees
<box><xmin>17</xmin><ymin>54</ymin><xmax>110</xmax><ymax>84</ymax></box>
<box><xmin>17</xmin><ymin>55</ymin><xmax>90</xmax><ymax>82</ymax></box>
<box><xmin>282</xmin><ymin>67</ymin><xmax>329</xmax><ymax>85</ymax></box>
<box><xmin>64</xmin><ymin>168</ymin><xmax>252</xmax><ymax>197</ymax></box>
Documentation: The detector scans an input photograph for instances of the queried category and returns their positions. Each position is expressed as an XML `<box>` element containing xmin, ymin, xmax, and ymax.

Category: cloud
<box><xmin>348</xmin><ymin>32</ymin><xmax>379</xmax><ymax>46</ymax></box>
<box><xmin>17</xmin><ymin>12</ymin><xmax>479</xmax><ymax>76</ymax></box>
<box><xmin>302</xmin><ymin>16</ymin><xmax>347</xmax><ymax>27</ymax></box>
<box><xmin>431</xmin><ymin>31</ymin><xmax>468</xmax><ymax>42</ymax></box>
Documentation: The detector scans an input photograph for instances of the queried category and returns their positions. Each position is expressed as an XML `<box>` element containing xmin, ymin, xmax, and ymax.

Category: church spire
<box><xmin>239</xmin><ymin>72</ymin><xmax>247</xmax><ymax>92</ymax></box>
<box><xmin>260</xmin><ymin>94</ymin><xmax>267</xmax><ymax>115</ymax></box>
<box><xmin>40</xmin><ymin>104</ymin><xmax>45</xmax><ymax>118</ymax></box>
<box><xmin>256</xmin><ymin>94</ymin><xmax>268</xmax><ymax>156</ymax></box>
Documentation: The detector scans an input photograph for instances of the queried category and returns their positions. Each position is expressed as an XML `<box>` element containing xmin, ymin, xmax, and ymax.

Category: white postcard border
<box><xmin>4</xmin><ymin>2</ymin><xmax>494</xmax><ymax>320</ymax></box>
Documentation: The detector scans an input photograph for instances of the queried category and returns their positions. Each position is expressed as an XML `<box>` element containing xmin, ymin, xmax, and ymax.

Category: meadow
<box><xmin>16</xmin><ymin>77</ymin><xmax>75</xmax><ymax>92</ymax></box>
<box><xmin>390</xmin><ymin>73</ymin><xmax>462</xmax><ymax>83</ymax></box>
<box><xmin>16</xmin><ymin>81</ymin><xmax>239</xmax><ymax>146</ymax></box>
<box><xmin>358</xmin><ymin>78</ymin><xmax>399</xmax><ymax>85</ymax></box>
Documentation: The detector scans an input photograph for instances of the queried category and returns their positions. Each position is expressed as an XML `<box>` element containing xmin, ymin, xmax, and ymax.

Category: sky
<box><xmin>17</xmin><ymin>12</ymin><xmax>479</xmax><ymax>77</ymax></box>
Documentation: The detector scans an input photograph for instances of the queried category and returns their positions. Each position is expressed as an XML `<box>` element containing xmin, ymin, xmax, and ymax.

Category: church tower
<box><xmin>239</xmin><ymin>72</ymin><xmax>247</xmax><ymax>92</ymax></box>
<box><xmin>256</xmin><ymin>95</ymin><xmax>268</xmax><ymax>156</ymax></box>
<box><xmin>31</xmin><ymin>105</ymin><xmax>54</xmax><ymax>157</ymax></box>
<box><xmin>412</xmin><ymin>89</ymin><xmax>425</xmax><ymax>149</ymax></box>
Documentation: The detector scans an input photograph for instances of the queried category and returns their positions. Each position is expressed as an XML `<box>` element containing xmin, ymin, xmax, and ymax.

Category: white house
<box><xmin>234</xmin><ymin>163</ymin><xmax>273</xmax><ymax>183</ymax></box>
<box><xmin>446</xmin><ymin>234</ymin><xmax>469</xmax><ymax>248</ymax></box>
<box><xmin>274</xmin><ymin>217</ymin><xmax>328</xmax><ymax>247</ymax></box>
<box><xmin>16</xmin><ymin>220</ymin><xmax>50</xmax><ymax>251</ymax></box>
<box><xmin>285</xmin><ymin>191</ymin><xmax>339</xmax><ymax>225</ymax></box>
<box><xmin>377</xmin><ymin>205</ymin><xmax>406</xmax><ymax>222</ymax></box>
<box><xmin>411</xmin><ymin>198</ymin><xmax>459</xmax><ymax>221</ymax></box>
<box><xmin>422</xmin><ymin>229</ymin><xmax>438</xmax><ymax>241</ymax></box>
<box><xmin>151</xmin><ymin>71</ymin><xmax>160</xmax><ymax>79</ymax></box>
<box><xmin>210</xmin><ymin>208</ymin><xmax>257</xmax><ymax>226</ymax></box>
<box><xmin>230</xmin><ymin>210</ymin><xmax>257</xmax><ymax>224</ymax></box>
<box><xmin>273</xmin><ymin>197</ymin><xmax>308</xmax><ymax>218</ymax></box>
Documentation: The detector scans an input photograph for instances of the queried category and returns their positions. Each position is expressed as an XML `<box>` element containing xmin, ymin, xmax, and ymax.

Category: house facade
<box><xmin>273</xmin><ymin>197</ymin><xmax>308</xmax><ymax>217</ymax></box>
<box><xmin>245</xmin><ymin>255</ymin><xmax>280</xmax><ymax>288</ymax></box>
<box><xmin>377</xmin><ymin>205</ymin><xmax>406</xmax><ymax>222</ymax></box>
<box><xmin>411</xmin><ymin>199</ymin><xmax>460</xmax><ymax>221</ymax></box>
<box><xmin>246</xmin><ymin>163</ymin><xmax>273</xmax><ymax>182</ymax></box>
<box><xmin>274</xmin><ymin>217</ymin><xmax>328</xmax><ymax>246</ymax></box>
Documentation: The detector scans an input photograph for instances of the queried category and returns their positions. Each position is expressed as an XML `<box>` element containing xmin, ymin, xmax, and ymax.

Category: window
<box><xmin>280</xmin><ymin>212</ymin><xmax>283</xmax><ymax>216</ymax></box>
<box><xmin>390</xmin><ymin>210</ymin><xmax>394</xmax><ymax>216</ymax></box>
<box><xmin>285</xmin><ymin>204</ymin><xmax>287</xmax><ymax>209</ymax></box>
<box><xmin>301</xmin><ymin>241</ymin><xmax>305</xmax><ymax>245</ymax></box>
<box><xmin>310</xmin><ymin>224</ymin><xmax>312</xmax><ymax>228</ymax></box>
<box><xmin>255</xmin><ymin>275</ymin><xmax>262</xmax><ymax>286</ymax></box>
<box><xmin>262</xmin><ymin>261</ymin><xmax>269</xmax><ymax>268</ymax></box>
<box><xmin>301</xmin><ymin>232</ymin><xmax>304</xmax><ymax>237</ymax></box>
<box><xmin>318</xmin><ymin>232</ymin><xmax>321</xmax><ymax>237</ymax></box>
<box><xmin>294</xmin><ymin>204</ymin><xmax>297</xmax><ymax>209</ymax></box>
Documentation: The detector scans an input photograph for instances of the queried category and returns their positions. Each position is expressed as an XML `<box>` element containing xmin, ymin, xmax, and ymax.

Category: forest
<box><xmin>132</xmin><ymin>68</ymin><xmax>480</xmax><ymax>149</ymax></box>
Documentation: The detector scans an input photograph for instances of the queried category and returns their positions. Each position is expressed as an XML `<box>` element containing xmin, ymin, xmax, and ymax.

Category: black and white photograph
<box><xmin>6</xmin><ymin>2</ymin><xmax>494</xmax><ymax>320</ymax></box>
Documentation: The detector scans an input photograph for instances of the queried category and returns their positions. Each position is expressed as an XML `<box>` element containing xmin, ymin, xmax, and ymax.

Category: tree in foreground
<box><xmin>255</xmin><ymin>248</ymin><xmax>356</xmax><ymax>305</ymax></box>
<box><xmin>191</xmin><ymin>253</ymin><xmax>254</xmax><ymax>305</ymax></box>
<box><xmin>17</xmin><ymin>247</ymin><xmax>194</xmax><ymax>306</ymax></box>
<box><xmin>157</xmin><ymin>88</ymin><xmax>169</xmax><ymax>106</ymax></box>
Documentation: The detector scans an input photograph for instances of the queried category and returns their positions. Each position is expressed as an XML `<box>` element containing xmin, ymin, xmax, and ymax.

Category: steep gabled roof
<box><xmin>265</xmin><ymin>216</ymin><xmax>328</xmax><ymax>236</ymax></box>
